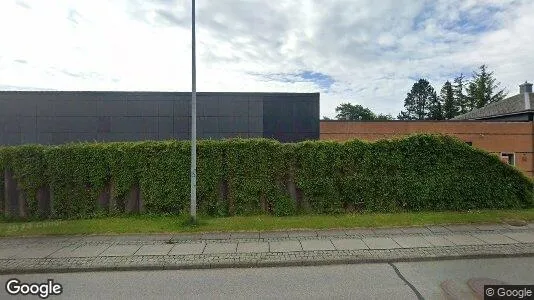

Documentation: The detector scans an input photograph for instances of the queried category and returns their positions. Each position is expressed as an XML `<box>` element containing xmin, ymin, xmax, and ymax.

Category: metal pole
<box><xmin>190</xmin><ymin>0</ymin><xmax>197</xmax><ymax>223</ymax></box>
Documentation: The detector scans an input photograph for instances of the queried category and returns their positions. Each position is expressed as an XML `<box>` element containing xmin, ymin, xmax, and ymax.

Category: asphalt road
<box><xmin>1</xmin><ymin>257</ymin><xmax>533</xmax><ymax>299</ymax></box>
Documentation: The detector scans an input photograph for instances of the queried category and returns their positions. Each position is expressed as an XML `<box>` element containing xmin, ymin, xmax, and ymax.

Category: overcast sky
<box><xmin>1</xmin><ymin>0</ymin><xmax>533</xmax><ymax>118</ymax></box>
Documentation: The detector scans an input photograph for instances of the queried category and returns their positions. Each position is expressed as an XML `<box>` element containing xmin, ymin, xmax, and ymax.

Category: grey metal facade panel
<box><xmin>0</xmin><ymin>98</ymin><xmax>36</xmax><ymax>117</ymax></box>
<box><xmin>0</xmin><ymin>91</ymin><xmax>319</xmax><ymax>145</ymax></box>
<box><xmin>158</xmin><ymin>117</ymin><xmax>174</xmax><ymax>133</ymax></box>
<box><xmin>262</xmin><ymin>93</ymin><xmax>320</xmax><ymax>142</ymax></box>
<box><xmin>174</xmin><ymin>116</ymin><xmax>191</xmax><ymax>133</ymax></box>
<box><xmin>126</xmin><ymin>100</ymin><xmax>159</xmax><ymax>116</ymax></box>
<box><xmin>248</xmin><ymin>116</ymin><xmax>262</xmax><ymax>132</ymax></box>
<box><xmin>111</xmin><ymin>116</ymin><xmax>158</xmax><ymax>133</ymax></box>
<box><xmin>54</xmin><ymin>100</ymin><xmax>97</xmax><ymax>116</ymax></box>
<box><xmin>157</xmin><ymin>101</ymin><xmax>174</xmax><ymax>117</ymax></box>
<box><xmin>198</xmin><ymin>117</ymin><xmax>219</xmax><ymax>133</ymax></box>
<box><xmin>97</xmin><ymin>99</ymin><xmax>128</xmax><ymax>116</ymax></box>
<box><xmin>4</xmin><ymin>133</ymin><xmax>22</xmax><ymax>144</ymax></box>
<box><xmin>248</xmin><ymin>97</ymin><xmax>263</xmax><ymax>117</ymax></box>
<box><xmin>174</xmin><ymin>99</ymin><xmax>191</xmax><ymax>117</ymax></box>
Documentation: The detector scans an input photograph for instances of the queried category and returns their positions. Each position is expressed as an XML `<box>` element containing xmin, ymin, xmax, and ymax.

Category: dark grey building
<box><xmin>0</xmin><ymin>91</ymin><xmax>319</xmax><ymax>145</ymax></box>
<box><xmin>453</xmin><ymin>82</ymin><xmax>534</xmax><ymax>121</ymax></box>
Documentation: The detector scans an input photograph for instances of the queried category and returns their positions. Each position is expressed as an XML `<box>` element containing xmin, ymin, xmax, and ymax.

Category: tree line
<box><xmin>326</xmin><ymin>65</ymin><xmax>508</xmax><ymax>121</ymax></box>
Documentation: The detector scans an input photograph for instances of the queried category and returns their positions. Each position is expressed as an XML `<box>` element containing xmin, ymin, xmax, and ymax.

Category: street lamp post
<box><xmin>190</xmin><ymin>0</ymin><xmax>197</xmax><ymax>224</ymax></box>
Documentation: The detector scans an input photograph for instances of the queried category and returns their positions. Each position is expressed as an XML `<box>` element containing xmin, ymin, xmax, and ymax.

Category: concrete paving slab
<box><xmin>400</xmin><ymin>227</ymin><xmax>432</xmax><ymax>234</ymax></box>
<box><xmin>201</xmin><ymin>233</ymin><xmax>232</xmax><ymax>240</ymax></box>
<box><xmin>444</xmin><ymin>235</ymin><xmax>485</xmax><ymax>246</ymax></box>
<box><xmin>81</xmin><ymin>235</ymin><xmax>116</xmax><ymax>242</ymax></box>
<box><xmin>331</xmin><ymin>239</ymin><xmax>369</xmax><ymax>250</ymax></box>
<box><xmin>362</xmin><ymin>237</ymin><xmax>400</xmax><ymax>249</ymax></box>
<box><xmin>287</xmin><ymin>231</ymin><xmax>317</xmax><ymax>238</ymax></box>
<box><xmin>231</xmin><ymin>232</ymin><xmax>260</xmax><ymax>240</ymax></box>
<box><xmin>260</xmin><ymin>231</ymin><xmax>289</xmax><ymax>239</ymax></box>
<box><xmin>300</xmin><ymin>239</ymin><xmax>335</xmax><ymax>251</ymax></box>
<box><xmin>423</xmin><ymin>236</ymin><xmax>455</xmax><ymax>247</ymax></box>
<box><xmin>10</xmin><ymin>246</ymin><xmax>64</xmax><ymax>259</ymax></box>
<box><xmin>168</xmin><ymin>243</ymin><xmax>205</xmax><ymax>255</ymax></box>
<box><xmin>473</xmin><ymin>234</ymin><xmax>518</xmax><ymax>245</ymax></box>
<box><xmin>392</xmin><ymin>236</ymin><xmax>432</xmax><ymax>248</ymax></box>
<box><xmin>236</xmin><ymin>242</ymin><xmax>269</xmax><ymax>253</ymax></box>
<box><xmin>504</xmin><ymin>232</ymin><xmax>534</xmax><ymax>243</ymax></box>
<box><xmin>372</xmin><ymin>228</ymin><xmax>404</xmax><ymax>235</ymax></box>
<box><xmin>61</xmin><ymin>236</ymin><xmax>86</xmax><ymax>244</ymax></box>
<box><xmin>269</xmin><ymin>241</ymin><xmax>302</xmax><ymax>252</ymax></box>
<box><xmin>475</xmin><ymin>224</ymin><xmax>507</xmax><ymax>231</ymax></box>
<box><xmin>49</xmin><ymin>245</ymin><xmax>110</xmax><ymax>258</ymax></box>
<box><xmin>316</xmin><ymin>230</ymin><xmax>347</xmax><ymax>237</ymax></box>
<box><xmin>444</xmin><ymin>225</ymin><xmax>477</xmax><ymax>232</ymax></box>
<box><xmin>0</xmin><ymin>248</ymin><xmax>25</xmax><ymax>259</ymax></box>
<box><xmin>111</xmin><ymin>234</ymin><xmax>175</xmax><ymax>242</ymax></box>
<box><xmin>0</xmin><ymin>237</ymin><xmax>73</xmax><ymax>245</ymax></box>
<box><xmin>344</xmin><ymin>228</ymin><xmax>375</xmax><ymax>236</ymax></box>
<box><xmin>203</xmin><ymin>243</ymin><xmax>237</xmax><ymax>254</ymax></box>
<box><xmin>426</xmin><ymin>226</ymin><xmax>451</xmax><ymax>234</ymax></box>
<box><xmin>134</xmin><ymin>245</ymin><xmax>174</xmax><ymax>256</ymax></box>
<box><xmin>99</xmin><ymin>245</ymin><xmax>141</xmax><ymax>257</ymax></box>
<box><xmin>172</xmin><ymin>234</ymin><xmax>202</xmax><ymax>241</ymax></box>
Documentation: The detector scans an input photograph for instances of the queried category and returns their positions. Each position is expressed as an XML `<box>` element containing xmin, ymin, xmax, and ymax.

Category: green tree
<box><xmin>428</xmin><ymin>92</ymin><xmax>444</xmax><ymax>120</ymax></box>
<box><xmin>465</xmin><ymin>65</ymin><xmax>507</xmax><ymax>109</ymax></box>
<box><xmin>322</xmin><ymin>116</ymin><xmax>332</xmax><ymax>120</ymax></box>
<box><xmin>397</xmin><ymin>111</ymin><xmax>415</xmax><ymax>120</ymax></box>
<box><xmin>398</xmin><ymin>79</ymin><xmax>440</xmax><ymax>120</ymax></box>
<box><xmin>375</xmin><ymin>113</ymin><xmax>393</xmax><ymax>120</ymax></box>
<box><xmin>453</xmin><ymin>74</ymin><xmax>468</xmax><ymax>114</ymax></box>
<box><xmin>335</xmin><ymin>103</ymin><xmax>390</xmax><ymax>120</ymax></box>
<box><xmin>440</xmin><ymin>80</ymin><xmax>457</xmax><ymax>119</ymax></box>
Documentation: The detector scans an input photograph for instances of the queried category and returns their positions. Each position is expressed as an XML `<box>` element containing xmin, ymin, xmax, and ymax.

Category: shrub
<box><xmin>0</xmin><ymin>145</ymin><xmax>47</xmax><ymax>217</ymax></box>
<box><xmin>45</xmin><ymin>143</ymin><xmax>109</xmax><ymax>218</ymax></box>
<box><xmin>224</xmin><ymin>139</ymin><xmax>290</xmax><ymax>215</ymax></box>
<box><xmin>294</xmin><ymin>141</ymin><xmax>344</xmax><ymax>213</ymax></box>
<box><xmin>0</xmin><ymin>146</ymin><xmax>6</xmax><ymax>214</ymax></box>
<box><xmin>0</xmin><ymin>134</ymin><xmax>531</xmax><ymax>220</ymax></box>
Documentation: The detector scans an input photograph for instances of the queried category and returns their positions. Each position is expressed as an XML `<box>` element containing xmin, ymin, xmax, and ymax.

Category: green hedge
<box><xmin>224</xmin><ymin>139</ymin><xmax>293</xmax><ymax>216</ymax></box>
<box><xmin>0</xmin><ymin>145</ymin><xmax>47</xmax><ymax>216</ymax></box>
<box><xmin>0</xmin><ymin>135</ymin><xmax>532</xmax><ymax>220</ymax></box>
<box><xmin>0</xmin><ymin>147</ymin><xmax>5</xmax><ymax>214</ymax></box>
<box><xmin>46</xmin><ymin>143</ymin><xmax>109</xmax><ymax>218</ymax></box>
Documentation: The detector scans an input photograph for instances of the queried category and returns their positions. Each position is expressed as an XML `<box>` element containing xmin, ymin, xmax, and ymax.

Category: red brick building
<box><xmin>320</xmin><ymin>82</ymin><xmax>534</xmax><ymax>176</ymax></box>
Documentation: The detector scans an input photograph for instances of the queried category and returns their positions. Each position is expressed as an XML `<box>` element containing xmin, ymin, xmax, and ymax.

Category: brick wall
<box><xmin>320</xmin><ymin>121</ymin><xmax>534</xmax><ymax>176</ymax></box>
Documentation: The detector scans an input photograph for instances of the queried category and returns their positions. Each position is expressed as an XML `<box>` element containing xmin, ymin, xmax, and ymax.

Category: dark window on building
<box><xmin>466</xmin><ymin>141</ymin><xmax>472</xmax><ymax>146</ymax></box>
<box><xmin>500</xmin><ymin>153</ymin><xmax>515</xmax><ymax>166</ymax></box>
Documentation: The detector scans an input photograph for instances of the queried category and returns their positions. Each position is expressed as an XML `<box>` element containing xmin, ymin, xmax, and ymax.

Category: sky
<box><xmin>1</xmin><ymin>0</ymin><xmax>533</xmax><ymax>118</ymax></box>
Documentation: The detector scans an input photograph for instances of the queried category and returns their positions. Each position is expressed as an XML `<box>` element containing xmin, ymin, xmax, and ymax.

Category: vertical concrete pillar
<box><xmin>138</xmin><ymin>185</ymin><xmax>145</xmax><ymax>213</ymax></box>
<box><xmin>226</xmin><ymin>182</ymin><xmax>234</xmax><ymax>216</ymax></box>
<box><xmin>287</xmin><ymin>178</ymin><xmax>298</xmax><ymax>207</ymax></box>
<box><xmin>217</xmin><ymin>180</ymin><xmax>228</xmax><ymax>216</ymax></box>
<box><xmin>125</xmin><ymin>184</ymin><xmax>140</xmax><ymax>213</ymax></box>
<box><xmin>4</xmin><ymin>169</ymin><xmax>19</xmax><ymax>218</ymax></box>
<box><xmin>109</xmin><ymin>181</ymin><xmax>118</xmax><ymax>213</ymax></box>
<box><xmin>37</xmin><ymin>185</ymin><xmax>51</xmax><ymax>218</ymax></box>
<box><xmin>97</xmin><ymin>182</ymin><xmax>110</xmax><ymax>211</ymax></box>
<box><xmin>260</xmin><ymin>193</ymin><xmax>268</xmax><ymax>213</ymax></box>
<box><xmin>286</xmin><ymin>167</ymin><xmax>302</xmax><ymax>211</ymax></box>
<box><xmin>17</xmin><ymin>190</ymin><xmax>28</xmax><ymax>218</ymax></box>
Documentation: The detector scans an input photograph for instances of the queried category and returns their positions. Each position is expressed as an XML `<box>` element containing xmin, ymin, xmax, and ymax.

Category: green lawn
<box><xmin>1</xmin><ymin>209</ymin><xmax>533</xmax><ymax>237</ymax></box>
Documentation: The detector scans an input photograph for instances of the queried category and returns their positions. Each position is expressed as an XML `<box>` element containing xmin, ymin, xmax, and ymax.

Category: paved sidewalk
<box><xmin>1</xmin><ymin>222</ymin><xmax>534</xmax><ymax>274</ymax></box>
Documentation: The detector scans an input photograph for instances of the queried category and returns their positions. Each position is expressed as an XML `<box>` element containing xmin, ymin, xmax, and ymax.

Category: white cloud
<box><xmin>1</xmin><ymin>0</ymin><xmax>534</xmax><ymax>118</ymax></box>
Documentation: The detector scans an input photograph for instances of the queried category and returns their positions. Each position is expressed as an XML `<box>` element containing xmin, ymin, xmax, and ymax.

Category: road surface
<box><xmin>1</xmin><ymin>257</ymin><xmax>533</xmax><ymax>299</ymax></box>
